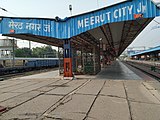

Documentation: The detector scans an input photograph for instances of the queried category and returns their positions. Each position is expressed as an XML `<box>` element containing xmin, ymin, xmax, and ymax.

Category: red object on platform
<box><xmin>64</xmin><ymin>58</ymin><xmax>73</xmax><ymax>77</ymax></box>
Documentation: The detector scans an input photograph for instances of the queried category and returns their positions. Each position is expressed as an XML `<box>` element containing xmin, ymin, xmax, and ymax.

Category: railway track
<box><xmin>39</xmin><ymin>79</ymin><xmax>92</xmax><ymax>120</ymax></box>
<box><xmin>0</xmin><ymin>78</ymin><xmax>72</xmax><ymax>115</ymax></box>
<box><xmin>124</xmin><ymin>61</ymin><xmax>160</xmax><ymax>82</ymax></box>
<box><xmin>0</xmin><ymin>67</ymin><xmax>58</xmax><ymax>81</ymax></box>
<box><xmin>0</xmin><ymin>78</ymin><xmax>92</xmax><ymax>119</ymax></box>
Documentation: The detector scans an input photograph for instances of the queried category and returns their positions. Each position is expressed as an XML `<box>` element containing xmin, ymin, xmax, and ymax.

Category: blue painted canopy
<box><xmin>131</xmin><ymin>46</ymin><xmax>160</xmax><ymax>56</ymax></box>
<box><xmin>0</xmin><ymin>0</ymin><xmax>160</xmax><ymax>39</ymax></box>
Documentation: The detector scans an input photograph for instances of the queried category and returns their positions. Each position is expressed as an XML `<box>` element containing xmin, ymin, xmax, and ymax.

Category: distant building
<box><xmin>126</xmin><ymin>46</ymin><xmax>146</xmax><ymax>57</ymax></box>
<box><xmin>0</xmin><ymin>37</ymin><xmax>17</xmax><ymax>58</ymax></box>
<box><xmin>127</xmin><ymin>50</ymin><xmax>145</xmax><ymax>57</ymax></box>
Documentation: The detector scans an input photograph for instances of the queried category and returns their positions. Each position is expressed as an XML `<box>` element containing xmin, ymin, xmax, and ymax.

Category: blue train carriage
<box><xmin>0</xmin><ymin>58</ymin><xmax>59</xmax><ymax>76</ymax></box>
<box><xmin>0</xmin><ymin>57</ymin><xmax>59</xmax><ymax>69</ymax></box>
<box><xmin>25</xmin><ymin>58</ymin><xmax>59</xmax><ymax>68</ymax></box>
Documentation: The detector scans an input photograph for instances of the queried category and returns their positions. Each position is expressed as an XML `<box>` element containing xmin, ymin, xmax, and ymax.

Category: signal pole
<box><xmin>69</xmin><ymin>5</ymin><xmax>72</xmax><ymax>16</ymax></box>
<box><xmin>29</xmin><ymin>41</ymin><xmax>31</xmax><ymax>49</ymax></box>
<box><xmin>12</xmin><ymin>38</ymin><xmax>15</xmax><ymax>67</ymax></box>
<box><xmin>97</xmin><ymin>0</ymin><xmax>99</xmax><ymax>8</ymax></box>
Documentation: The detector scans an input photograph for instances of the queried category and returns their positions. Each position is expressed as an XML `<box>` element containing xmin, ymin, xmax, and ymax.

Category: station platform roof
<box><xmin>131</xmin><ymin>45</ymin><xmax>160</xmax><ymax>56</ymax></box>
<box><xmin>0</xmin><ymin>0</ymin><xmax>160</xmax><ymax>57</ymax></box>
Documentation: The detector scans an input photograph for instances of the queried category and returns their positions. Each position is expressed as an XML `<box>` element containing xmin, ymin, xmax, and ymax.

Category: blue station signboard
<box><xmin>0</xmin><ymin>0</ymin><xmax>159</xmax><ymax>39</ymax></box>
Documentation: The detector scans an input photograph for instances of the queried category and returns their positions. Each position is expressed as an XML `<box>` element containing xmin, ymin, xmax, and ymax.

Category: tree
<box><xmin>43</xmin><ymin>46</ymin><xmax>57</xmax><ymax>58</ymax></box>
<box><xmin>32</xmin><ymin>47</ymin><xmax>43</xmax><ymax>57</ymax></box>
<box><xmin>15</xmin><ymin>46</ymin><xmax>57</xmax><ymax>58</ymax></box>
<box><xmin>32</xmin><ymin>46</ymin><xmax>57</xmax><ymax>58</ymax></box>
<box><xmin>15</xmin><ymin>47</ymin><xmax>32</xmax><ymax>57</ymax></box>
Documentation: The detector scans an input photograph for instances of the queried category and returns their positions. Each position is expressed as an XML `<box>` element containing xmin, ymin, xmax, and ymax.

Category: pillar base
<box><xmin>63</xmin><ymin>77</ymin><xmax>74</xmax><ymax>80</ymax></box>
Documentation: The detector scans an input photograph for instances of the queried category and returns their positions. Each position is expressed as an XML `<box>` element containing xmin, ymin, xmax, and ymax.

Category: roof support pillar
<box><xmin>63</xmin><ymin>39</ymin><xmax>73</xmax><ymax>78</ymax></box>
<box><xmin>93</xmin><ymin>46</ymin><xmax>96</xmax><ymax>74</ymax></box>
<box><xmin>93</xmin><ymin>45</ymin><xmax>101</xmax><ymax>74</ymax></box>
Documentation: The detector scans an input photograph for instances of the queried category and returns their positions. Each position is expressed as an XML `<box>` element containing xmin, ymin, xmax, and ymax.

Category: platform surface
<box><xmin>0</xmin><ymin>61</ymin><xmax>160</xmax><ymax>120</ymax></box>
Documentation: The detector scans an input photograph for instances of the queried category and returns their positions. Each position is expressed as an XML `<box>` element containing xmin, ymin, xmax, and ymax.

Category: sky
<box><xmin>0</xmin><ymin>0</ymin><xmax>160</xmax><ymax>50</ymax></box>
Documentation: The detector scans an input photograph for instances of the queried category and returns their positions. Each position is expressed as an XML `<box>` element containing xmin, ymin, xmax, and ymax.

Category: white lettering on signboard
<box><xmin>9</xmin><ymin>21</ymin><xmax>23</xmax><ymax>29</ymax></box>
<box><xmin>106</xmin><ymin>12</ymin><xmax>111</xmax><ymax>21</ymax></box>
<box><xmin>77</xmin><ymin>2</ymin><xmax>144</xmax><ymax>29</ymax></box>
<box><xmin>128</xmin><ymin>5</ymin><xmax>133</xmax><ymax>14</ymax></box>
<box><xmin>119</xmin><ymin>9</ymin><xmax>122</xmax><ymax>18</ymax></box>
<box><xmin>114</xmin><ymin>9</ymin><xmax>118</xmax><ymax>18</ymax></box>
<box><xmin>142</xmin><ymin>5</ymin><xmax>146</xmax><ymax>13</ymax></box>
<box><xmin>137</xmin><ymin>2</ymin><xmax>142</xmax><ymax>13</ymax></box>
<box><xmin>8</xmin><ymin>21</ymin><xmax>51</xmax><ymax>33</ymax></box>
<box><xmin>95</xmin><ymin>16</ymin><xmax>100</xmax><ymax>24</ymax></box>
<box><xmin>100</xmin><ymin>14</ymin><xmax>105</xmax><ymax>22</ymax></box>
<box><xmin>84</xmin><ymin>18</ymin><xmax>89</xmax><ymax>27</ymax></box>
<box><xmin>78</xmin><ymin>19</ymin><xmax>84</xmax><ymax>28</ymax></box>
<box><xmin>44</xmin><ymin>24</ymin><xmax>51</xmax><ymax>32</ymax></box>
<box><xmin>90</xmin><ymin>16</ymin><xmax>94</xmax><ymax>25</ymax></box>
<box><xmin>78</xmin><ymin>15</ymin><xmax>107</xmax><ymax>28</ymax></box>
<box><xmin>26</xmin><ymin>23</ymin><xmax>41</xmax><ymax>31</ymax></box>
<box><xmin>122</xmin><ymin>7</ymin><xmax>126</xmax><ymax>16</ymax></box>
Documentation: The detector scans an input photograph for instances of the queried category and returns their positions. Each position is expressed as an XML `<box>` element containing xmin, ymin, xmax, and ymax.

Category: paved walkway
<box><xmin>0</xmin><ymin>61</ymin><xmax>160</xmax><ymax>120</ymax></box>
<box><xmin>96</xmin><ymin>60</ymin><xmax>142</xmax><ymax>80</ymax></box>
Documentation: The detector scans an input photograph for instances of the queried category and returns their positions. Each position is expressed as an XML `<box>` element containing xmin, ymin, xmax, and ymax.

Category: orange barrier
<box><xmin>64</xmin><ymin>58</ymin><xmax>73</xmax><ymax>77</ymax></box>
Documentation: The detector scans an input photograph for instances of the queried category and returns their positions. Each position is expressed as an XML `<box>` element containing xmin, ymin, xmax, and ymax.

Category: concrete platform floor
<box><xmin>0</xmin><ymin>61</ymin><xmax>160</xmax><ymax>120</ymax></box>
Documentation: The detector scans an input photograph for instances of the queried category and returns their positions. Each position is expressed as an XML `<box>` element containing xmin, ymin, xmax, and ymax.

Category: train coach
<box><xmin>25</xmin><ymin>58</ymin><xmax>59</xmax><ymax>68</ymax></box>
<box><xmin>0</xmin><ymin>58</ymin><xmax>60</xmax><ymax>75</ymax></box>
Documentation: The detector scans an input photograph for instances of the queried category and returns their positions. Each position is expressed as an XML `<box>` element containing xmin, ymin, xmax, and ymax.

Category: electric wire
<box><xmin>0</xmin><ymin>7</ymin><xmax>18</xmax><ymax>16</ymax></box>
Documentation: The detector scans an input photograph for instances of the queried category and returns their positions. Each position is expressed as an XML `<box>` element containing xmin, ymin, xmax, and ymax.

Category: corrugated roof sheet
<box><xmin>0</xmin><ymin>0</ymin><xmax>159</xmax><ymax>39</ymax></box>
<box><xmin>131</xmin><ymin>46</ymin><xmax>160</xmax><ymax>56</ymax></box>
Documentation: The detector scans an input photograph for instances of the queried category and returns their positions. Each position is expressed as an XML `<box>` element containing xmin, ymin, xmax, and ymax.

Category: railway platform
<box><xmin>0</xmin><ymin>61</ymin><xmax>160</xmax><ymax>120</ymax></box>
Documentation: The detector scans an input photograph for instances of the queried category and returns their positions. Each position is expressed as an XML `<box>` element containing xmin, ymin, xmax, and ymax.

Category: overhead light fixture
<box><xmin>99</xmin><ymin>38</ymin><xmax>102</xmax><ymax>41</ymax></box>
